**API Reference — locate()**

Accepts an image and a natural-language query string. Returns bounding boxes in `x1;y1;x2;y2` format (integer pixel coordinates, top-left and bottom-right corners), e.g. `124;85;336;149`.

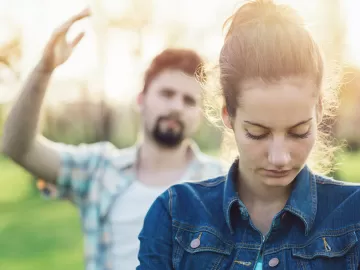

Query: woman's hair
203;0;341;175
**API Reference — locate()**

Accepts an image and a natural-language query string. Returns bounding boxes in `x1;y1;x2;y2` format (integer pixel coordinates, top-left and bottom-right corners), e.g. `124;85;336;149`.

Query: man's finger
65;8;91;28
58;8;91;35
71;32;85;48
69;7;91;24
47;8;89;46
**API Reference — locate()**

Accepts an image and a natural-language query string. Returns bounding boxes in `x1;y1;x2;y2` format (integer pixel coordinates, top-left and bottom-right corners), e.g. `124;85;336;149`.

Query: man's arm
1;8;90;185
1;64;60;184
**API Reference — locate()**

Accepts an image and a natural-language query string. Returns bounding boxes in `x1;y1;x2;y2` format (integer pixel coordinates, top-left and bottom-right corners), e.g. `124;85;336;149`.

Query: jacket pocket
292;230;359;269
173;226;234;270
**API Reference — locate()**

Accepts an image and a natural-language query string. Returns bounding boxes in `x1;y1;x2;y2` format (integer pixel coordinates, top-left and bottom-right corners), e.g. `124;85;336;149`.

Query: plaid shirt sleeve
38;142;113;205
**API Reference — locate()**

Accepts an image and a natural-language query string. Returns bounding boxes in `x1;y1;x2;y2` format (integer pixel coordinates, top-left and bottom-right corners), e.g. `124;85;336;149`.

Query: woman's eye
245;130;269;140
289;126;311;139
289;131;311;139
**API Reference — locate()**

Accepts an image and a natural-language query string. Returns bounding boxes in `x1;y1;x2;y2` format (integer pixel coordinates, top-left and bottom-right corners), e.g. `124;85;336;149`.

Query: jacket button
269;257;279;267
190;238;200;248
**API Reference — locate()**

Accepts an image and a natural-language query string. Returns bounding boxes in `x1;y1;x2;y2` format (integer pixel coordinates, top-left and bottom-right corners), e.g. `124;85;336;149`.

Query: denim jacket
137;160;360;269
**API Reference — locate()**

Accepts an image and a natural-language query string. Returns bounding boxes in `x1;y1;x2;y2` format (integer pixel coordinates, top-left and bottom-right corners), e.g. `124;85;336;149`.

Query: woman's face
223;76;321;187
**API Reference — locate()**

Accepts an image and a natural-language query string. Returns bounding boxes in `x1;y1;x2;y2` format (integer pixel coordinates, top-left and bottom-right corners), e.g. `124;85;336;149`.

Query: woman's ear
222;105;233;129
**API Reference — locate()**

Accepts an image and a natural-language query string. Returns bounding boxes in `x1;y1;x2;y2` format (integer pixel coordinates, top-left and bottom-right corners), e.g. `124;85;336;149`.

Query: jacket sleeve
137;189;174;270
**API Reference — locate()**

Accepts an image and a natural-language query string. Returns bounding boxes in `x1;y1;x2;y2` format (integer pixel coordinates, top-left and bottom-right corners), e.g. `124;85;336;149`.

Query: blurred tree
335;65;360;150
0;24;21;80
0;19;22;139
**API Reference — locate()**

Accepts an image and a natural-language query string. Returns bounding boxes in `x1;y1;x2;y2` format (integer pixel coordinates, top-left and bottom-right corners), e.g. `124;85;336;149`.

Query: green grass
335;151;360;183
0;157;83;270
0;156;33;203
0;151;359;269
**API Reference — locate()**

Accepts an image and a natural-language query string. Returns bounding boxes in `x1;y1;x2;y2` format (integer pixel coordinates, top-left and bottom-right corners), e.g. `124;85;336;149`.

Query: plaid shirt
40;141;226;270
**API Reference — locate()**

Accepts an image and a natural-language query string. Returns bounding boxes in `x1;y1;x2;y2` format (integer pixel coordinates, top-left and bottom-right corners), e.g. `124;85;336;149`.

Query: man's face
139;69;202;148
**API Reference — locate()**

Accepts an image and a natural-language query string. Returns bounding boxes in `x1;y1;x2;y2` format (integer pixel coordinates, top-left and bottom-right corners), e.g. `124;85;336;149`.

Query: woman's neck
236;164;292;234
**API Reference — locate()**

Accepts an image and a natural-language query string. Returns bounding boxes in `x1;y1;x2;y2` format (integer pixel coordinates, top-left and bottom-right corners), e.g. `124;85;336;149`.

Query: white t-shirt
109;180;171;270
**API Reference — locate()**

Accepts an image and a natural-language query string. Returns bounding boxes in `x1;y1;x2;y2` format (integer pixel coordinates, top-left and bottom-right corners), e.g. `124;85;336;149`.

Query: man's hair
142;48;205;93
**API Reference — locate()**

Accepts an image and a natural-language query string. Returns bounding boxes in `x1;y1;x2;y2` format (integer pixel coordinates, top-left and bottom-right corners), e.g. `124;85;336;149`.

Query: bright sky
0;0;359;104
343;0;360;65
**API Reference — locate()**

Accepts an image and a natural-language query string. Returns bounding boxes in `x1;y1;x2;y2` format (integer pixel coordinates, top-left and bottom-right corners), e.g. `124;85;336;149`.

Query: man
1;8;225;270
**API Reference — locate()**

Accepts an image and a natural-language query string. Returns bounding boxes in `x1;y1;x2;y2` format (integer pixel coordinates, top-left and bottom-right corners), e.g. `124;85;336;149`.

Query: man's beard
151;116;185;148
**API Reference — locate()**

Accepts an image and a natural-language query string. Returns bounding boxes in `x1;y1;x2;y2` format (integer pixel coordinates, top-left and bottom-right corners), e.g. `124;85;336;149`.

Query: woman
137;1;360;269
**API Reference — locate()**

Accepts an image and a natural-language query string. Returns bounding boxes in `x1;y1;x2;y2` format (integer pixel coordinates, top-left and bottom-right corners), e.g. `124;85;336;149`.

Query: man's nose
169;96;185;111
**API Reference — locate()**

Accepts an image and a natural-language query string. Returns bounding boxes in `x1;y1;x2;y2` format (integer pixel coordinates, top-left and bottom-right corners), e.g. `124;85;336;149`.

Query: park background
1;0;360;269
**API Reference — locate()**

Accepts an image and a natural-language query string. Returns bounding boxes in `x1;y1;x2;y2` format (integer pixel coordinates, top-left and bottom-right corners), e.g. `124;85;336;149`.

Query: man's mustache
157;115;184;129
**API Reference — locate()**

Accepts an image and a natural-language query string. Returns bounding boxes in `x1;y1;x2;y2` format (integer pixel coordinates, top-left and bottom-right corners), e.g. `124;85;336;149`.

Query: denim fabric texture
138;160;360;269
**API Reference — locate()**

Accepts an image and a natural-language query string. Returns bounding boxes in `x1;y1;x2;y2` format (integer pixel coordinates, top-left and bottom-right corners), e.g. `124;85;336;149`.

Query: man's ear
137;91;144;112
